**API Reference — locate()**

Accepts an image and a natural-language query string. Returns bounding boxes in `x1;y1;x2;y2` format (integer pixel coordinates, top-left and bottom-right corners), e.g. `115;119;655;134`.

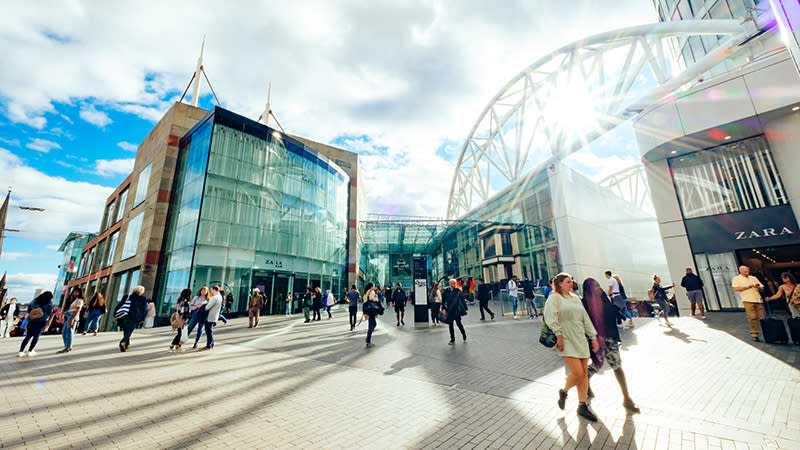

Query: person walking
347;285;360;331
651;275;674;326
363;283;379;347
442;278;467;345
57;287;85;354
507;276;519;319
766;272;800;319
18;291;55;357
523;278;538;319
680;268;706;319
249;288;264;328
545;273;600;422
170;288;193;352
326;289;335;319
0;297;20;338
117;286;148;352
605;271;633;328
312;287;323;321
392;283;407;326
217;291;228;325
302;287;313;323
732;265;765;341
82;292;106;335
188;286;210;344
225;292;234;314
429;281;443;325
199;285;223;350
581;278;640;413
144;298;156;328
476;279;494;321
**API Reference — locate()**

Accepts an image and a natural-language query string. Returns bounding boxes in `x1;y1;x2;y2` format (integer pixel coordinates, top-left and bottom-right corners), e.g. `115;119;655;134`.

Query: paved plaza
1;304;799;450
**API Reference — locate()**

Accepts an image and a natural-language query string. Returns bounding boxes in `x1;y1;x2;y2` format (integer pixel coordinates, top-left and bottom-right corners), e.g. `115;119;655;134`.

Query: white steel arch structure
597;164;651;211
447;17;769;219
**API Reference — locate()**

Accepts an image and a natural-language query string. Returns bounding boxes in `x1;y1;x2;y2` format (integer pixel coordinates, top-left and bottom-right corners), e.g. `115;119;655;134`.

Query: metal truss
447;17;769;219
597;164;651;211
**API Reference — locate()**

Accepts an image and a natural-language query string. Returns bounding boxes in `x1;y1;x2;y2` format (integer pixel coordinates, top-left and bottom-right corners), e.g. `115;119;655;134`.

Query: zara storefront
156;107;350;316
634;47;800;310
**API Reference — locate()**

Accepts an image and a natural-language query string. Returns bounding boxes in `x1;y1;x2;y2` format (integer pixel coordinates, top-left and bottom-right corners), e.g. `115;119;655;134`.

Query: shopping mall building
66;103;364;328
636;0;800;310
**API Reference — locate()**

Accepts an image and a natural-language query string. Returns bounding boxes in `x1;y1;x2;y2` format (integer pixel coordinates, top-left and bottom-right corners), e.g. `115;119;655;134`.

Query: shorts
395;304;405;313
687;290;704;304
603;338;621;370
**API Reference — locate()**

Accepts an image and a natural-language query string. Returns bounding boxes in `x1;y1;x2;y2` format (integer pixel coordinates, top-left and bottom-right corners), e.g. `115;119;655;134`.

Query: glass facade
133;162;151;208
669;136;787;219
120;212;143;261
158;108;349;316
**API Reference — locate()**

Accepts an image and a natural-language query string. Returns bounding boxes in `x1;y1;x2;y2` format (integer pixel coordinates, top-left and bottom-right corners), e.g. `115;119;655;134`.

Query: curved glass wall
158;108;348;315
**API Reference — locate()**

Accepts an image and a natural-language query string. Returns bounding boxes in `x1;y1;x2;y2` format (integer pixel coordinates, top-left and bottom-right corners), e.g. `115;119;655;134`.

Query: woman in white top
57;287;84;354
144;298;156;328
544;272;599;422
188;286;209;348
429;282;442;326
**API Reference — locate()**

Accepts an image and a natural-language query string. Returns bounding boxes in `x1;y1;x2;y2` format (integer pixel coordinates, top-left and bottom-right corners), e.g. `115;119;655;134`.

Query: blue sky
0;1;656;300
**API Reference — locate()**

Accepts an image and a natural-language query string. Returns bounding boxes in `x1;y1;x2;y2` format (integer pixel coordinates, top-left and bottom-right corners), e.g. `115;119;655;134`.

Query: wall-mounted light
670;150;677;155
792;106;800;111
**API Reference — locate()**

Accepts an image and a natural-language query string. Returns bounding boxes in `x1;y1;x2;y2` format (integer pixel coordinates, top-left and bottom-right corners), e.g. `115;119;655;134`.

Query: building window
91;239;107;273
101;199;115;231
105;231;119;267
133;163;151;208
114;189;128;224
120;212;144;260
669;136;787;219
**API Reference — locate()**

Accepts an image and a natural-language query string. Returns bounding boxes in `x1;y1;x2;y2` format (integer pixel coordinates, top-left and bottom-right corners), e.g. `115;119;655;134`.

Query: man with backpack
393;283;407;326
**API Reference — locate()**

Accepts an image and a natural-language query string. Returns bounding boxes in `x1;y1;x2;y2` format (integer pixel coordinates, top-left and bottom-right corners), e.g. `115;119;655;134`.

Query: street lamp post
0;187;46;260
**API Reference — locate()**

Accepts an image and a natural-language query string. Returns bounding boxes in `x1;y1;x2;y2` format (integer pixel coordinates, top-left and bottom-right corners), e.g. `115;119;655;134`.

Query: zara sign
685;205;800;253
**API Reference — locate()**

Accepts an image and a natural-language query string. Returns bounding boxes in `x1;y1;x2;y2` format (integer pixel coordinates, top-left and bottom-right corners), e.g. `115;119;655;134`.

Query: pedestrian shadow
662;325;705;344
556;415;619;448
703;311;800;369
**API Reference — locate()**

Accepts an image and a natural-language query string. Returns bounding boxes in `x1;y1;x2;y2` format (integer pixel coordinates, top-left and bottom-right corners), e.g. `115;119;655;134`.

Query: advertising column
413;256;429;324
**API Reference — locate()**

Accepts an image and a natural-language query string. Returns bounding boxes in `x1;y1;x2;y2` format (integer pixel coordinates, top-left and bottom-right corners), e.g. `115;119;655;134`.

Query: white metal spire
190;36;206;106
260;81;272;126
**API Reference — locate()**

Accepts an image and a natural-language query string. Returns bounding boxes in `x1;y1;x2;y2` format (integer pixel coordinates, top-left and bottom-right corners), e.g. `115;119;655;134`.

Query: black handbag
438;310;449;323
363;301;384;316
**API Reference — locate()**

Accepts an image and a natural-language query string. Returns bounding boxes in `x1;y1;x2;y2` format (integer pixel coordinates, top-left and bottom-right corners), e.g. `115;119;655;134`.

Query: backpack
647;288;655;301
170;311;184;329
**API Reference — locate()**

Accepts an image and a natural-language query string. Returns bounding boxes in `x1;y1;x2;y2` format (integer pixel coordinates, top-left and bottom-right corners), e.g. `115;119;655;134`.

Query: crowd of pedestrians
12;261;799;428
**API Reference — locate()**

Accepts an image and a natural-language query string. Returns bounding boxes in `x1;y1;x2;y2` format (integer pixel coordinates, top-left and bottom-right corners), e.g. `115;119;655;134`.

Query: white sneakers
18;351;24;357
513;315;518;320
18;350;36;357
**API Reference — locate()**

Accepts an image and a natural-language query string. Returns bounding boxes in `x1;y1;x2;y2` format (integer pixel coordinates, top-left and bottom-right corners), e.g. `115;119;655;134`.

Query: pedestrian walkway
0;305;798;449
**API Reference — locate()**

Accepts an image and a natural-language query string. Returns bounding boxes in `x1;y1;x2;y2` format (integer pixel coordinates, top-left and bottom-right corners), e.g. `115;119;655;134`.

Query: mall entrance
694;244;800;312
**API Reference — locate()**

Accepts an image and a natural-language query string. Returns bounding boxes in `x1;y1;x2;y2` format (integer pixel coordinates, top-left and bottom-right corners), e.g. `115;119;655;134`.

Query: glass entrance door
694;252;740;310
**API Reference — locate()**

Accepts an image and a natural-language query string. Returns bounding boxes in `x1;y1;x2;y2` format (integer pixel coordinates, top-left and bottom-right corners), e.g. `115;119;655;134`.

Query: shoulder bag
539;295;562;348
114;300;131;320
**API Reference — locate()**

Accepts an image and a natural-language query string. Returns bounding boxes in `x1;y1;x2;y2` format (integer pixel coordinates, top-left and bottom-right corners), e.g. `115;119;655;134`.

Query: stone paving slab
0;305;798;449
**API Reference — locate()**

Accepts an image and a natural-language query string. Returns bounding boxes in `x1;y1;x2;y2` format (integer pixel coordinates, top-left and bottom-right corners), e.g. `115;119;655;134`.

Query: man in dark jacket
1;297;20;338
680;268;706;319
522;279;539;319
476;279;494;320
393;283;407;326
117;286;149;352
442;278;467;345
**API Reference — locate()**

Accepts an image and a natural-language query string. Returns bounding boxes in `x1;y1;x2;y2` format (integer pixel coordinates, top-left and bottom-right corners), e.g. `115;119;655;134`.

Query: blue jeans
366;316;376;343
286;302;291;315
84;309;103;332
187;310;200;335
204;321;216;348
510;293;518;315
62;311;77;348
20;322;46;352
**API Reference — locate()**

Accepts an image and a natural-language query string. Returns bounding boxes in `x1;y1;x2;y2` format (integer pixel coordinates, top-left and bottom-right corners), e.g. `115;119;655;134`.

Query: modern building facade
69;104;360;327
635;0;800;310
360;161;668;300
54;232;95;301
68;102;217;328
157;107;351;316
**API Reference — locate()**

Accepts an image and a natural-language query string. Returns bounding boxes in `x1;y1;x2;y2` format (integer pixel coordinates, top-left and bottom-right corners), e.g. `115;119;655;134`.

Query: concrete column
770;0;800;78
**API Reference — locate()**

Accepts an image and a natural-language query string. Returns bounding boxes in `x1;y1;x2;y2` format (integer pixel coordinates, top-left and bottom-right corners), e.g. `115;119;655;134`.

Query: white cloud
0;0;657;217
95;158;134;176
565;150;639;182
45;244;60;251
79;104;112;127
0;148;113;241
26;137;61;153
117;141;138;152
0;251;34;262
4;272;57;302
0;137;20;147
